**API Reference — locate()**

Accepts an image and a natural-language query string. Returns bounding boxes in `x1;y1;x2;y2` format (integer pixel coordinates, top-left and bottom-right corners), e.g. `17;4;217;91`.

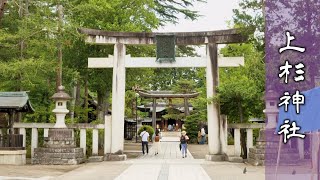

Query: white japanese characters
278;120;305;144
279;31;306;53
279;90;305;114
277;31;306;143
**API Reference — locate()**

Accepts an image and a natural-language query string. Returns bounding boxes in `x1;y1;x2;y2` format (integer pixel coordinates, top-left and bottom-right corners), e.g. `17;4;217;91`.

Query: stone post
80;129;86;156
104;115;112;154
44;128;49;138
297;138;304;159
108;43;127;161
246;128;253;158
205;43;224;161
92;129;98;156
19;128;26;147
31;128;38;159
234;128;241;157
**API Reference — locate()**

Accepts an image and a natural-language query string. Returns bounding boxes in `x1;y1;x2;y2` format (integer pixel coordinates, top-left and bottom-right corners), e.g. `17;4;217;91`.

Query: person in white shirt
200;127;206;144
140;127;150;154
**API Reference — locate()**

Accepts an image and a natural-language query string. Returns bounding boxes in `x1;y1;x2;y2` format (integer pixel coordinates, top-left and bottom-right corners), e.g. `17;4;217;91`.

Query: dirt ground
0;164;81;178
0;144;208;178
188;144;209;159
0;143;140;178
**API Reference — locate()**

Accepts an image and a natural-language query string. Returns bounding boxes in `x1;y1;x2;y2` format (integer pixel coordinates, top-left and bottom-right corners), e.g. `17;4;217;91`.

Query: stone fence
227;123;265;159
1;122;265;162
11;123;104;159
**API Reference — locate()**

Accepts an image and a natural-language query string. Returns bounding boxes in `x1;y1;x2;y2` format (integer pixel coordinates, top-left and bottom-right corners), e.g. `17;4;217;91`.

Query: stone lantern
248;90;279;166
51;85;71;128
264;90;279;129
32;85;84;165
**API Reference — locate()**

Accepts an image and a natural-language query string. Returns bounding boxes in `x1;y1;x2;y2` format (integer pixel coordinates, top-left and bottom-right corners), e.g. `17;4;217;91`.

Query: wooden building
137;102;193;131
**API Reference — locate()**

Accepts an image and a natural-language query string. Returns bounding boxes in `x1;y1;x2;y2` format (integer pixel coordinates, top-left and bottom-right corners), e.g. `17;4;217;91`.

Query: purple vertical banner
265;0;320;179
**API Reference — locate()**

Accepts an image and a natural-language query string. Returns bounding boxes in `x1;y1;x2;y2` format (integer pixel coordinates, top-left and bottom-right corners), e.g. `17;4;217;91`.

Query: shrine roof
137;102;193;113
0;92;35;112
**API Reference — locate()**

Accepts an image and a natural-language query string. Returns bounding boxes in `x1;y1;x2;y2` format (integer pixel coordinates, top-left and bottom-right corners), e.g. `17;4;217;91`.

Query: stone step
248;158;264;166
33;151;84;159
249;147;298;154
32;157;84;165
249;151;300;161
88;156;104;162
34;147;83;153
161;131;181;137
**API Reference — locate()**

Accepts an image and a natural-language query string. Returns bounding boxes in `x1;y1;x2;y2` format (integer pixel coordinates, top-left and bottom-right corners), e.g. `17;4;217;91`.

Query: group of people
139;127;161;155
139;127;190;158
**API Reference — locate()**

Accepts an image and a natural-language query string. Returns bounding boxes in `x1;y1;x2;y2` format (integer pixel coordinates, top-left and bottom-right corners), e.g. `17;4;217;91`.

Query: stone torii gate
79;28;248;161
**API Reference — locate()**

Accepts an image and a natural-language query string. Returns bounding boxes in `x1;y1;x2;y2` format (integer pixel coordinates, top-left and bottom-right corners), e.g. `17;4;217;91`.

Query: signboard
156;34;175;63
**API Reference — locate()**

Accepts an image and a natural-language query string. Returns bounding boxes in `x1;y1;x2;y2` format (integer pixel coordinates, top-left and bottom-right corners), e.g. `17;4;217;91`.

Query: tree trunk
84;74;88;123
238;101;243;123
56;4;63;91
184;98;189;116
75;81;81;106
97;91;106;122
0;0;8;22
104;90;110;116
70;83;77;123
238;100;247;158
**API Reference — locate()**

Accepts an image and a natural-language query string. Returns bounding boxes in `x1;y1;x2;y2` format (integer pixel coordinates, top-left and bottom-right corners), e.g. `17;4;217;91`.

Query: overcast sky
157;0;240;56
158;0;240;32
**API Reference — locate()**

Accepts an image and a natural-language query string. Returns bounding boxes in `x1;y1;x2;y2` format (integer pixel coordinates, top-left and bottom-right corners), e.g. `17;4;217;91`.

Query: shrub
137;125;154;141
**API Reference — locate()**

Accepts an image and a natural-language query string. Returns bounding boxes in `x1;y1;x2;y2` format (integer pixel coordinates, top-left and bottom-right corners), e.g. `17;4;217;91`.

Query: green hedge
137;125;154;141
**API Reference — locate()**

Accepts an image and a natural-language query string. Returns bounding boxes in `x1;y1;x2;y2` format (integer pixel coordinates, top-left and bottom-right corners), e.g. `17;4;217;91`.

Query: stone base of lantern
248;128;300;166
32;129;84;165
104;153;127;161
205;154;227;161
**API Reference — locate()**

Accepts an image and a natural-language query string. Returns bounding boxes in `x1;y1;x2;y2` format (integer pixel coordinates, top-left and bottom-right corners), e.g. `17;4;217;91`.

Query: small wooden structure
0;92;34;149
0;91;34;165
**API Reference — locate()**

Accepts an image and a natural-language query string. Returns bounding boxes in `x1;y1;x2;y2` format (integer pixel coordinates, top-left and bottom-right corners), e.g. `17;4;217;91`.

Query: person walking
200;127;206;144
152;129;161;155
180;130;189;158
197;130;201;144
140;127;149;155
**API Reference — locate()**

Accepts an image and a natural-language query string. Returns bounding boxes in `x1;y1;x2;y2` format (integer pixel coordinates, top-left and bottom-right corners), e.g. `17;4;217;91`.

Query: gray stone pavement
0;136;265;180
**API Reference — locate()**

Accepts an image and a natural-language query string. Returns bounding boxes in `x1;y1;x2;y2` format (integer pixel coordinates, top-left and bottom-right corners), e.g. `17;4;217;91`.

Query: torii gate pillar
111;43;126;154
206;43;220;155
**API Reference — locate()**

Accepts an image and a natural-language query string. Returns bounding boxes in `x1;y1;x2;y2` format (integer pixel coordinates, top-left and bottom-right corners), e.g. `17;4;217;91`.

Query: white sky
158;0;240;32
157;0;240;56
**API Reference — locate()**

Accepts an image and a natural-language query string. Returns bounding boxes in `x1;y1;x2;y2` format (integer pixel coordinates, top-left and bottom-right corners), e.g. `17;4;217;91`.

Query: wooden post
152;98;156;131
184;98;189;116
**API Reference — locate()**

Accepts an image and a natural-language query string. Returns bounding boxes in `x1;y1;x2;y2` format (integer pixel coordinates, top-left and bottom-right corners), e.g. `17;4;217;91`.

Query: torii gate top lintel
78;28;249;45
